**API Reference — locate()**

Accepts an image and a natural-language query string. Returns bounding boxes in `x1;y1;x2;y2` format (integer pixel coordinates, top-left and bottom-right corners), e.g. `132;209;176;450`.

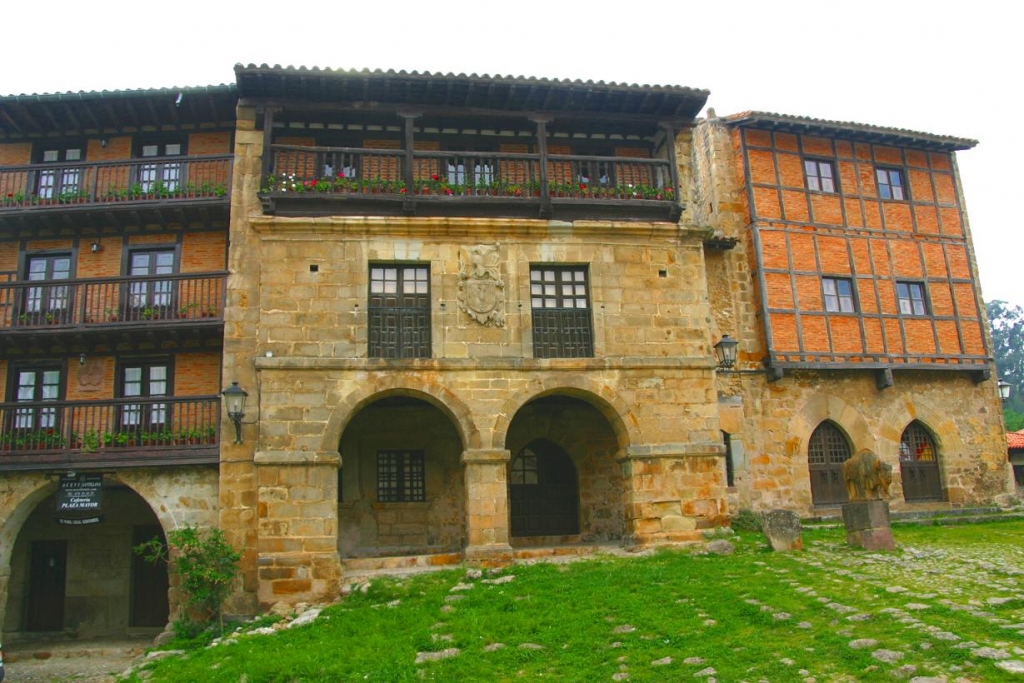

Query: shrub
134;524;242;629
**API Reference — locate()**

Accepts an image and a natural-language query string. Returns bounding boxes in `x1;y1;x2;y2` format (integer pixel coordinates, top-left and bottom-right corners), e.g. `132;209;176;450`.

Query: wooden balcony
0;395;220;471
0;272;225;353
0;154;232;232
260;145;681;222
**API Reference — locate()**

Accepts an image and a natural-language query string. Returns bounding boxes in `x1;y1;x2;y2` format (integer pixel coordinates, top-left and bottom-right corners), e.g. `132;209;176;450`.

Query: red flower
444;188;453;195
432;174;440;181
400;188;407;193
579;183;587;190
5;193;12;198
338;172;345;178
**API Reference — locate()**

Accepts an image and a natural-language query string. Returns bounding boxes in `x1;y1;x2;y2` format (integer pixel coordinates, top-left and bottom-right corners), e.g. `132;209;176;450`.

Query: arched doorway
899;421;944;501
337;394;465;557
808;420;851;506
4;482;169;638
505;394;623;544
509;440;579;537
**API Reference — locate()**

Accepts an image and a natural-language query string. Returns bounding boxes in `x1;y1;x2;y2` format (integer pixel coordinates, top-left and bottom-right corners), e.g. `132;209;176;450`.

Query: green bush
134;524;241;629
730;509;762;532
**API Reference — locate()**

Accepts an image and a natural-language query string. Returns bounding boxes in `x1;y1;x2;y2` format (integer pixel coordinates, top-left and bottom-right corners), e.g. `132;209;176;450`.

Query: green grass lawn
127;520;1024;682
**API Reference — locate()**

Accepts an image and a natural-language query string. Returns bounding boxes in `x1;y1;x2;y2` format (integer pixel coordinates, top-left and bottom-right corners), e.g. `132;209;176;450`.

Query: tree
986;300;1024;417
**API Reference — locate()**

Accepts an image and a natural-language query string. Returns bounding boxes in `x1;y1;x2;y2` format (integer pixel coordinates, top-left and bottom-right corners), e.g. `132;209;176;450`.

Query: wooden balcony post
260;107;280;186
399;112;421;215
531;115;552;218
660;121;682;220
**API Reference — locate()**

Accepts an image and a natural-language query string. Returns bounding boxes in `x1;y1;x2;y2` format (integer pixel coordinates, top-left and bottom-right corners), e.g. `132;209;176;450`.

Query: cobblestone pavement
2;637;152;682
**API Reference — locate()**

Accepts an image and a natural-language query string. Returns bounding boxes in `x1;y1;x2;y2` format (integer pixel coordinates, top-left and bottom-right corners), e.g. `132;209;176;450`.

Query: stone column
462;448;513;565
620;443;728;546
253;450;342;608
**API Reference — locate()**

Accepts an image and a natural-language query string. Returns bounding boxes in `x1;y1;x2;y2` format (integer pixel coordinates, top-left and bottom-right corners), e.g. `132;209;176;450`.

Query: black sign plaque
56;474;104;522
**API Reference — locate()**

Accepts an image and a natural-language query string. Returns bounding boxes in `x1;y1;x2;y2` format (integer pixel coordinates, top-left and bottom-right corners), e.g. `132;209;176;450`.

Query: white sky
3;1;1020;306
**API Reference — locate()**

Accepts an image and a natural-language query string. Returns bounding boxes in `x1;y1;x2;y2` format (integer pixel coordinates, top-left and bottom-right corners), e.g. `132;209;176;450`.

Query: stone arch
109;470;220;533
0;475;59;588
875;395;963;462
0;470;215;636
323;377;481;452
789;392;875;462
492;376;640;452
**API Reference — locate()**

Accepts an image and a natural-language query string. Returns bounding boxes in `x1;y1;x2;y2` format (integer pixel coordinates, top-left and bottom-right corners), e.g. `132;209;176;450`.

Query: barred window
899;422;936;462
368;265;431;359
377;451;426;502
808;422;851;466
530;266;594;358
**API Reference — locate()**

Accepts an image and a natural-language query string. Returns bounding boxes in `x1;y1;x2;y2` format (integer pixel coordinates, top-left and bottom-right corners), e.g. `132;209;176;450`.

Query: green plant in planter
80;429;101;453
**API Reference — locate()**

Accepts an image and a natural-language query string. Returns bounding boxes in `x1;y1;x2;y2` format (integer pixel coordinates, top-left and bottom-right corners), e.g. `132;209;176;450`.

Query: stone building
693;110;1009;514
0;66;1011;635
0;86;236;636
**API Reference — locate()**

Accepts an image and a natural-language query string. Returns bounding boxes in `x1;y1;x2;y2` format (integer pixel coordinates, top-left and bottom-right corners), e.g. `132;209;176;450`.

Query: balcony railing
0;272;225;329
0;396;220;469
260;145;679;221
0;154;232;210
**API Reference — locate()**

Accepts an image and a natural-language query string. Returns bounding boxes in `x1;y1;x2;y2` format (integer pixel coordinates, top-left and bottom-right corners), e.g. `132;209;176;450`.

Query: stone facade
0;70;1012;630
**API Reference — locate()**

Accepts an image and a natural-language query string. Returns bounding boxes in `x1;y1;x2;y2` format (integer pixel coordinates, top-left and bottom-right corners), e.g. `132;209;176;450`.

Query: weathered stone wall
719;370;1010;512
219;120;726;611
0;467;218;637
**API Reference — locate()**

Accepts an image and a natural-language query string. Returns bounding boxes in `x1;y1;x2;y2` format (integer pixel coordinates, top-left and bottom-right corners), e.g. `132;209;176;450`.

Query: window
876;168;905;200
822;277;856;313
10;366;62;432
119;360;170;431
530;266;594;358
896;281;927;316
368;265;431;359
377;451;425;502
20;254;73;325
138;141;184;192
128;249;176;316
37;145;84;200
804;159;835;193
899;422;936;462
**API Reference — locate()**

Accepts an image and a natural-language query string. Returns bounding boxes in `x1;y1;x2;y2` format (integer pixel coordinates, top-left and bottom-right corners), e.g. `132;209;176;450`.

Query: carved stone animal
842;449;893;502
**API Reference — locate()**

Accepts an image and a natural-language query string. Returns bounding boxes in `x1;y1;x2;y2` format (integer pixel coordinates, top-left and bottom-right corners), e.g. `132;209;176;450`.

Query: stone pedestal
462;449;513;565
842;500;895;551
759;509;803;551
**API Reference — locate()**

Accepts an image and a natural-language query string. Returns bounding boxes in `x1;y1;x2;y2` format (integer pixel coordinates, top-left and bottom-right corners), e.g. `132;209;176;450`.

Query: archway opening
506;394;623;545
899;421;944;502
808;420;852;506
337;395;465;558
3;483;168;639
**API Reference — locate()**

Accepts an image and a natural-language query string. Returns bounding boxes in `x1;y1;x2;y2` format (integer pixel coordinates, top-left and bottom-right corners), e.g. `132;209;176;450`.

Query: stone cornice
247;215;711;243
254;356;716;372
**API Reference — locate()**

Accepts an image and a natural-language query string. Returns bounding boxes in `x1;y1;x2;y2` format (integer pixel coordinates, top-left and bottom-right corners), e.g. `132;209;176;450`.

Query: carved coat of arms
457;244;505;327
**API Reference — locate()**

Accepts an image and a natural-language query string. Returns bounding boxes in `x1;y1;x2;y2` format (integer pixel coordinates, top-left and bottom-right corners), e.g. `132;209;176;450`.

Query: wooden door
26;540;67;631
131;526;169;627
509;440;579;537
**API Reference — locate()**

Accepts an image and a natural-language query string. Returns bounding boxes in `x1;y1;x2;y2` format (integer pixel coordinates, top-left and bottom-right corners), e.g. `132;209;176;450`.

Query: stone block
759;509;803;552
842;501;895;551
